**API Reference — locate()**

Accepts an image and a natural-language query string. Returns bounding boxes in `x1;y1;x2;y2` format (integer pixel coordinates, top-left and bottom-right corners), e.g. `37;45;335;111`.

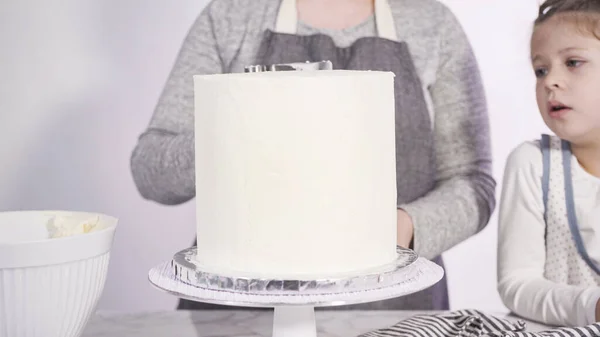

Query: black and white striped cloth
358;309;600;337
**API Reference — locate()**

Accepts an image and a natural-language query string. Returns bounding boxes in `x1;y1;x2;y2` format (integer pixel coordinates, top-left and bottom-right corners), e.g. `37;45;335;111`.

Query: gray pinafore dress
179;0;448;310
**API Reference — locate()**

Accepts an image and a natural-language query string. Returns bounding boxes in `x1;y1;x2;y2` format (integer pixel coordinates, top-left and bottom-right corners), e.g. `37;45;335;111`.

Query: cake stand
148;246;443;337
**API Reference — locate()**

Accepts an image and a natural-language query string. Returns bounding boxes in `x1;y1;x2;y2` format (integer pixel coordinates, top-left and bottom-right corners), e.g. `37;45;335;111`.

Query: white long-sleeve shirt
497;139;600;327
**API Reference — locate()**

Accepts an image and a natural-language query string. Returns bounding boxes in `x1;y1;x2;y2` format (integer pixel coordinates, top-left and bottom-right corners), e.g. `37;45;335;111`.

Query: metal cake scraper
244;60;333;73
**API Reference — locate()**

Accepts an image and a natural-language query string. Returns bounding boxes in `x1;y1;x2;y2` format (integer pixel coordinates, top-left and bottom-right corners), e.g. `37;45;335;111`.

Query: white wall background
0;0;548;313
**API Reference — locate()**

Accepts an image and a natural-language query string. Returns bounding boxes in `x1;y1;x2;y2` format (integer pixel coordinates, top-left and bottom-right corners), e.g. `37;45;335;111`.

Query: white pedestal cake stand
148;246;444;337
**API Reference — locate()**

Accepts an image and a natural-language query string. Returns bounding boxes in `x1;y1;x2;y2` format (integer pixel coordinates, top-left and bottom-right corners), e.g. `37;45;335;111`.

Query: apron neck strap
274;0;398;41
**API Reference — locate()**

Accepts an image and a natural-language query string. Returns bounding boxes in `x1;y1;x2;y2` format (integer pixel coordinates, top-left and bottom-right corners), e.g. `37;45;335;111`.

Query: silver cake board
148;247;444;337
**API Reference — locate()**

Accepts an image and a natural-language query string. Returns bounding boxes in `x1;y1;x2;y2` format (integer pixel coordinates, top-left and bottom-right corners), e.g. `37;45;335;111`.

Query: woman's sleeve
399;7;496;260
130;6;224;205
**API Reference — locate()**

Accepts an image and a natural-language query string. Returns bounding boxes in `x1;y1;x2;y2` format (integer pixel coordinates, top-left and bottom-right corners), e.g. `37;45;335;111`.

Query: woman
131;0;496;310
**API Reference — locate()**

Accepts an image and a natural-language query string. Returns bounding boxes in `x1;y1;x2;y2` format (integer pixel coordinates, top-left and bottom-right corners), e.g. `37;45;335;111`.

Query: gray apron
179;0;448;311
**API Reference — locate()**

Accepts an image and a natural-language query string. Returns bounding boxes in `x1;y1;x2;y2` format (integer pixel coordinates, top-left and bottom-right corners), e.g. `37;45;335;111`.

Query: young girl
497;0;600;327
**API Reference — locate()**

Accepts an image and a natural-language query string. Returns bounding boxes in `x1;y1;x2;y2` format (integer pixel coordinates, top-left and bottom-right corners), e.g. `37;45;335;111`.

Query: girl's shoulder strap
540;134;551;222
559;137;600;275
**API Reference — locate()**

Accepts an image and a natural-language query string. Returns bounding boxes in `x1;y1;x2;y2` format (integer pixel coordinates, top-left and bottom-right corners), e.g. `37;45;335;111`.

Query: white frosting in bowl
46;214;100;238
0;210;118;268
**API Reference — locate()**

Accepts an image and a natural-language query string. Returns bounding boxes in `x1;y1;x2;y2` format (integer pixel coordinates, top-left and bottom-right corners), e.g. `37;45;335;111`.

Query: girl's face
531;14;600;145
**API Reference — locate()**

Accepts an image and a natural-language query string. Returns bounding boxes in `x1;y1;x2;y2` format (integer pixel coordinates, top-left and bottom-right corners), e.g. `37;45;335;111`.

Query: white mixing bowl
0;210;118;337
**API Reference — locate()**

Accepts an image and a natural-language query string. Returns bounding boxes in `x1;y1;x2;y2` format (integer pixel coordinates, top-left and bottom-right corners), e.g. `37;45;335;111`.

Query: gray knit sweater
130;0;496;260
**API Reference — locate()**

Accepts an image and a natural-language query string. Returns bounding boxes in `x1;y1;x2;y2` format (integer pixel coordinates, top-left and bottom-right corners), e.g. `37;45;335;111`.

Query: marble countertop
81;310;551;337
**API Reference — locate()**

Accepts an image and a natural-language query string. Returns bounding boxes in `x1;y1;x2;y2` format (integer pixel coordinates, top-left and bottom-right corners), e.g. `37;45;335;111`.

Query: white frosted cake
193;70;398;279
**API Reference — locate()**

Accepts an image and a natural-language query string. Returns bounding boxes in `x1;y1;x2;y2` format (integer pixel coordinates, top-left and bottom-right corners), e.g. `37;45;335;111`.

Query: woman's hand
397;209;414;248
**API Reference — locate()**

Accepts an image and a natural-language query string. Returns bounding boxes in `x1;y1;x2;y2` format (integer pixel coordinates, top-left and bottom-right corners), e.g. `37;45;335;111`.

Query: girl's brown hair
535;0;600;37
